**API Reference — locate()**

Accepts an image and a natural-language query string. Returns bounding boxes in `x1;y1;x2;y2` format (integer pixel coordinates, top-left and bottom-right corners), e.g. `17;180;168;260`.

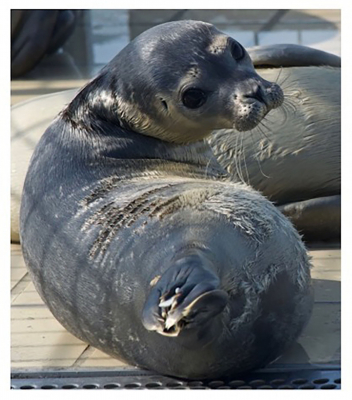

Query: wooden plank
12;331;83;347
11;344;87;362
12;318;67;333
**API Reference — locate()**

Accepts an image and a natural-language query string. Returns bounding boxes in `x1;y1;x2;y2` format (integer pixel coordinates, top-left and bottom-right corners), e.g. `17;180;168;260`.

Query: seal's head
65;20;284;144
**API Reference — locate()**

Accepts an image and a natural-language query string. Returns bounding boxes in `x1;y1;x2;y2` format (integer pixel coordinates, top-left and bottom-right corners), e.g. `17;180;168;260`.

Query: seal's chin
233;101;267;132
234;116;265;132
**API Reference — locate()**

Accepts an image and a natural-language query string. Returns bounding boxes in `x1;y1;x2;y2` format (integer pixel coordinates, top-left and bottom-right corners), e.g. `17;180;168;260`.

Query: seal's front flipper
142;251;228;337
247;44;341;68
278;195;341;242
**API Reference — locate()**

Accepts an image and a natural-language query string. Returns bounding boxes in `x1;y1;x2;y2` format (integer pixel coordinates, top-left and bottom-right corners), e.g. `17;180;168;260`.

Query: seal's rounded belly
20;20;313;379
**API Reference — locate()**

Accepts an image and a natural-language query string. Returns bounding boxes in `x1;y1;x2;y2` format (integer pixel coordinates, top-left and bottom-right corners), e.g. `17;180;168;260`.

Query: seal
208;44;341;242
20;20;313;379
11;46;341;244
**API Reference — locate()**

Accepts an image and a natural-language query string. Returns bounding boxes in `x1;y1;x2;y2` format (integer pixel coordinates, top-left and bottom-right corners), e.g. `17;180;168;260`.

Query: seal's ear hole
160;99;168;110
230;39;245;61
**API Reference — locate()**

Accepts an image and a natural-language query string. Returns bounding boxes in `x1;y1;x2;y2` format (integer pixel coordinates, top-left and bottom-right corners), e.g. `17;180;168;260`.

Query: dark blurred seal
11;10;80;78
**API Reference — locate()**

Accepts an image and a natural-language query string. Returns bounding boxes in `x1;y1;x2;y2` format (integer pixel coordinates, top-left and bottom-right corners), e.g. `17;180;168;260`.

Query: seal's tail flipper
247;44;341;68
141;252;228;337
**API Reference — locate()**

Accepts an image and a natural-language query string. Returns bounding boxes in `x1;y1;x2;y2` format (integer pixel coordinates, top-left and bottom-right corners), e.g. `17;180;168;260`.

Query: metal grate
11;364;340;390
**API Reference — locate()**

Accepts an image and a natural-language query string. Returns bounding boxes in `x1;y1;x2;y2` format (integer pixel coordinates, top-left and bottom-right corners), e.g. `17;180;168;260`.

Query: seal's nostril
246;86;267;105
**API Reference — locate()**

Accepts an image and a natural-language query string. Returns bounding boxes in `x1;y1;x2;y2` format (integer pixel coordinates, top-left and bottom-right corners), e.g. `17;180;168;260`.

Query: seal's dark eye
182;89;206;109
230;41;245;61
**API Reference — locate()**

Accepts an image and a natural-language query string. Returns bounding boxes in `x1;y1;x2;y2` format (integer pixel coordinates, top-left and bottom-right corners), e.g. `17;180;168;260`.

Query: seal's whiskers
204;158;212;179
257;122;272;142
240;131;250;184
259;119;274;136
250;129;271;179
275;66;283;84
234;131;246;183
281;96;297;114
276;70;291;88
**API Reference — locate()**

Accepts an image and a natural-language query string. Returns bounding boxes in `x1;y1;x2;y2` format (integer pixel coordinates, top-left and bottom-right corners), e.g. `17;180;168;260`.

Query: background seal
209;44;341;242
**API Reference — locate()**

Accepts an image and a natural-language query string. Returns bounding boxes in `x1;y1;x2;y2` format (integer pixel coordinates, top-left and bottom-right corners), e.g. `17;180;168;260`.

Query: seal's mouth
233;102;267;132
232;82;284;132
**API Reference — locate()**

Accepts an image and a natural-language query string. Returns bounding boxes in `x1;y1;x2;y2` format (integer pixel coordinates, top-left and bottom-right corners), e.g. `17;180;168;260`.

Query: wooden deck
11;243;340;372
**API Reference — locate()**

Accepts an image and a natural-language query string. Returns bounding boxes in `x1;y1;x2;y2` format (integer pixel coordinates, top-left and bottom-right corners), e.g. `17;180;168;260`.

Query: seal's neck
58;78;226;177
61;73;125;133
